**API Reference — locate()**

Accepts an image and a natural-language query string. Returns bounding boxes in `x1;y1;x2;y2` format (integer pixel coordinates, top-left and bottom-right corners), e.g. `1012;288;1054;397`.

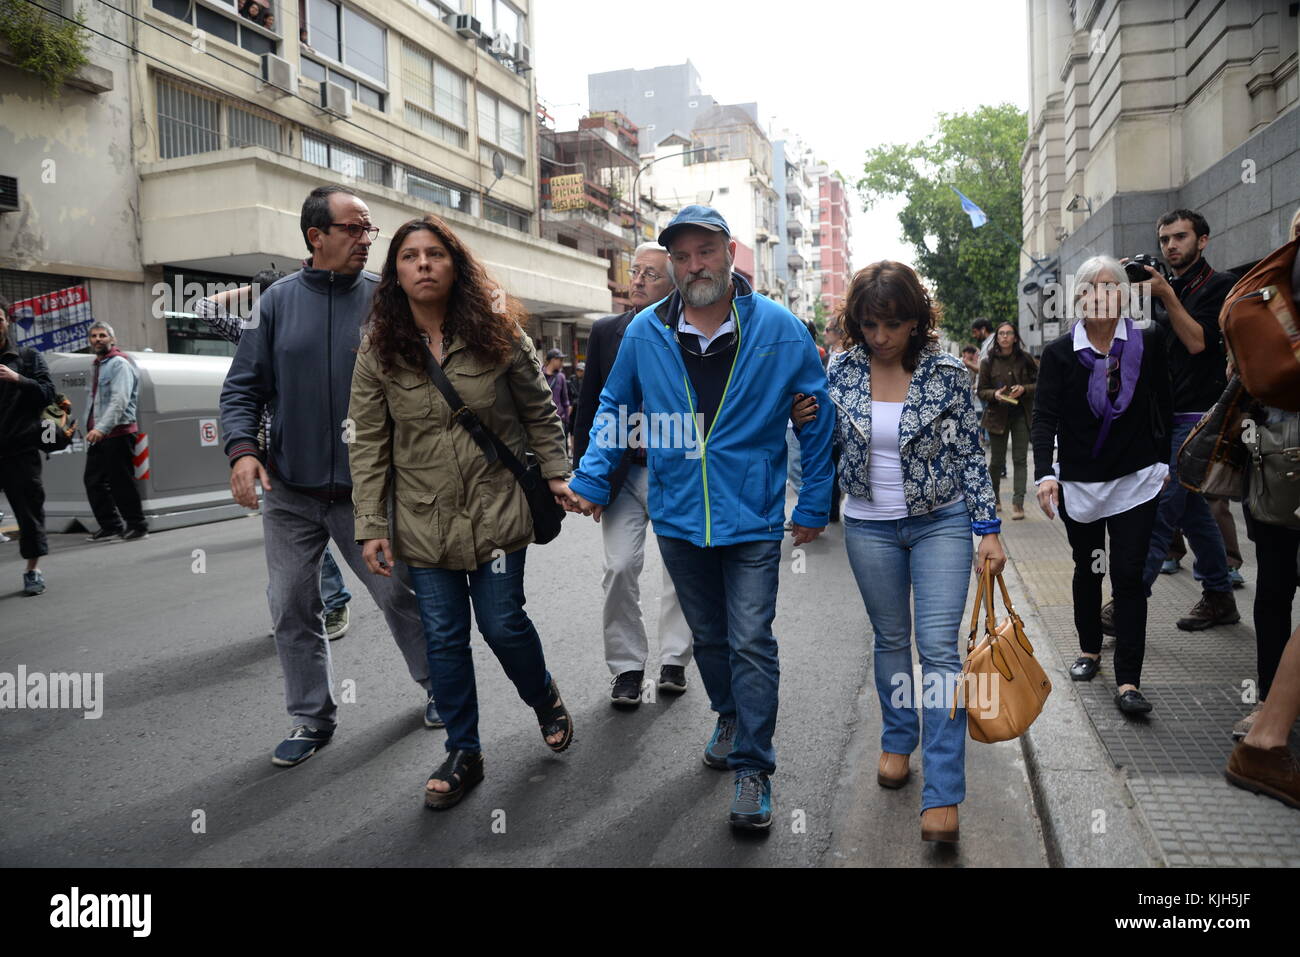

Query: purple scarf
1075;318;1143;457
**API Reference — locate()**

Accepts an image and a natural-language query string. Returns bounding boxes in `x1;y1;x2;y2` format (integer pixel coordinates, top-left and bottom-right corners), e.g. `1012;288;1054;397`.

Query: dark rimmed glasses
329;223;379;240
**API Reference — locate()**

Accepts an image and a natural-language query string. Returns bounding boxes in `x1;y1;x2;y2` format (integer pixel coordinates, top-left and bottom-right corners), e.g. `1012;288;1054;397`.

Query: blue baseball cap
658;204;732;249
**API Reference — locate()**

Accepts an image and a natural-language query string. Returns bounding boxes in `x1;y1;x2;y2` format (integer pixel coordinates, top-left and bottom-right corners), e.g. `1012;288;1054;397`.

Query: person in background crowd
566;360;584;444
0;295;56;595
570;204;834;831
960;344;980;383
1228;205;1300;743
1164;504;1246;587
199;269;353;641
572;242;695;705
1033;256;1172;716
977;321;1037;520
543;349;571;436
220;184;435;768
82;322;148;543
970;317;995;361
349;215;577;810
1101;208;1239;634
830;261;1005;845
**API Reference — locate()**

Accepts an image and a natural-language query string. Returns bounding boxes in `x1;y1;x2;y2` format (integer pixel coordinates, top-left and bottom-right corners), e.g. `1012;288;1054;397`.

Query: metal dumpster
38;351;246;532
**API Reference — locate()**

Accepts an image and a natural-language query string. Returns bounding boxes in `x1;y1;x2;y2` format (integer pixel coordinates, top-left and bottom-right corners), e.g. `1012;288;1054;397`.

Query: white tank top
844;401;909;520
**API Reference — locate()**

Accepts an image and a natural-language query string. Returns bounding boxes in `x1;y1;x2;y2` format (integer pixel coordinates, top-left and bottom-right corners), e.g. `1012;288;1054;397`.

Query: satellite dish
491;151;505;180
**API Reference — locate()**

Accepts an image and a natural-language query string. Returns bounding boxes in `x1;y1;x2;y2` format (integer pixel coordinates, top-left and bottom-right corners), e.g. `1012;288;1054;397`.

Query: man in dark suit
574;243;695;707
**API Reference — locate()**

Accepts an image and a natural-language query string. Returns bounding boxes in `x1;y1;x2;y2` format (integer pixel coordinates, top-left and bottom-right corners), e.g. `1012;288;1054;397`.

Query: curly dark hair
364;215;524;372
838;260;941;372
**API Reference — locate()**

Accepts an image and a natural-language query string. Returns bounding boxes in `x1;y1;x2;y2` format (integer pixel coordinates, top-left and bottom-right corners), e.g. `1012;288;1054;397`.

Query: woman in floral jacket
828;261;1005;846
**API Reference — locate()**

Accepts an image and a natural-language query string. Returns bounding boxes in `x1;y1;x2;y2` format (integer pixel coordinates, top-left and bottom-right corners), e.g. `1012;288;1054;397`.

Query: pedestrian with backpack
0;295;58;595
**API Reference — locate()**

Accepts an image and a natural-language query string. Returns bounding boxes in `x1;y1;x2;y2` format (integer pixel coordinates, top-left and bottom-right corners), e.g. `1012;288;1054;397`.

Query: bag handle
421;350;538;489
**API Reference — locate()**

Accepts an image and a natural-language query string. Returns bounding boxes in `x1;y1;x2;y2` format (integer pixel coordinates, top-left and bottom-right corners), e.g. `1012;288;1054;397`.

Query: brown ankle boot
1225;741;1300;810
921;805;959;842
877;751;910;789
1176;590;1241;632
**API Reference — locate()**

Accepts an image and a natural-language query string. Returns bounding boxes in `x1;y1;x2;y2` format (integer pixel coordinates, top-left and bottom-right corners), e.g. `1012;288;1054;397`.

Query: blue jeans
320;549;352;612
408;548;553;754
657;536;782;775
843;501;973;811
1141;418;1231;593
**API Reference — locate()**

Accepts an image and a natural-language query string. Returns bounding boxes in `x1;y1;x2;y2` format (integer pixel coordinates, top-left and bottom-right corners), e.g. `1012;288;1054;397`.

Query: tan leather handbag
949;561;1052;743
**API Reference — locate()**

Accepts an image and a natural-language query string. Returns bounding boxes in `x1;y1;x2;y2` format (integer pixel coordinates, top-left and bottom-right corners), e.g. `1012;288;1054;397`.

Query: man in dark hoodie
220;184;435;768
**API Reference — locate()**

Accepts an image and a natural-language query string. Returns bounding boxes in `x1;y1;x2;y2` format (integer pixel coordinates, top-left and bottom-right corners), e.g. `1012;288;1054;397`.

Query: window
406;170;472;213
152;0;279;56
156;78;221;158
303;0;386;108
478;90;526;174
415;0;461;15
228;103;282;150
402;41;468;149
301;130;390;186
488;0;522;45
483;199;529;232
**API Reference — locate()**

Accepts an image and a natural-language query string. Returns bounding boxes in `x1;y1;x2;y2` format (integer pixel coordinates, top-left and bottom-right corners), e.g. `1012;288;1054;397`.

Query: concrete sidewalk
999;496;1300;867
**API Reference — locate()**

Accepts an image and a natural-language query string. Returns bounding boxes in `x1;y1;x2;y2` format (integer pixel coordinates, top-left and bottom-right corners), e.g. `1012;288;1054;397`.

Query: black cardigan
1031;325;1173;483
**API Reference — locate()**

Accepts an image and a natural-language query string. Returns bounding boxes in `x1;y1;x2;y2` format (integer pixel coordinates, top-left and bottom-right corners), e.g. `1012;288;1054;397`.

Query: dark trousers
83;433;145;533
1060;493;1160;688
0;448;48;560
1243;506;1300;699
1168;495;1243;570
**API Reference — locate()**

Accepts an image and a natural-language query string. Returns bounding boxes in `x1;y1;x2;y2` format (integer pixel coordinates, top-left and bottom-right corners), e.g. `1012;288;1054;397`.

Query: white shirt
844;401;909;520
1036;318;1167;523
676;302;735;352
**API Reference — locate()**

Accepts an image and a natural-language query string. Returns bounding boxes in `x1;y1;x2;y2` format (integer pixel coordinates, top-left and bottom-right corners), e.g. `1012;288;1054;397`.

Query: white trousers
601;463;693;674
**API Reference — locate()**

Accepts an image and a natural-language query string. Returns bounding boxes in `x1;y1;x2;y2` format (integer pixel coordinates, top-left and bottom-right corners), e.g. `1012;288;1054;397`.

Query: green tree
0;0;88;99
855;103;1027;343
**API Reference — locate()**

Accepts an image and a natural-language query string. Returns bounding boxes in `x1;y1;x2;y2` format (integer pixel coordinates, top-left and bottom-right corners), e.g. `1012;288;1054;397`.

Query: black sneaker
702;714;736;769
119;527;149;542
658;665;687;694
86;528;121;542
610;670;643;708
729;772;772;830
271;724;334;767
424;695;445;729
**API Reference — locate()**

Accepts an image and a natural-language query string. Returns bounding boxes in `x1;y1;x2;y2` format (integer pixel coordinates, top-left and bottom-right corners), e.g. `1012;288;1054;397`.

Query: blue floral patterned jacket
827;345;1000;535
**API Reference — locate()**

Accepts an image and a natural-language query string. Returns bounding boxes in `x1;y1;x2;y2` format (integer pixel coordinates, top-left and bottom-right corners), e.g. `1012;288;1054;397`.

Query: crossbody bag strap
421;350;534;485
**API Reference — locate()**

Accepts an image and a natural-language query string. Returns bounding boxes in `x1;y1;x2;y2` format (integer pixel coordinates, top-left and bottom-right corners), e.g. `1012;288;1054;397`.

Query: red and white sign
199;418;219;447
9;284;94;352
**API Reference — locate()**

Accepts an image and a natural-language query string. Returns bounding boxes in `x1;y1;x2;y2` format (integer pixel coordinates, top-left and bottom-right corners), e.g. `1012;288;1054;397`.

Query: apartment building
773;132;818;322
0;0;609;354
1020;0;1299;348
811;164;852;316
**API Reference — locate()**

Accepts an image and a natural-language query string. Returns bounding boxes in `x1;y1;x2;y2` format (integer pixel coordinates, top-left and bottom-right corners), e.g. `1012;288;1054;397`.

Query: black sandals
534;677;574;753
424;748;484;810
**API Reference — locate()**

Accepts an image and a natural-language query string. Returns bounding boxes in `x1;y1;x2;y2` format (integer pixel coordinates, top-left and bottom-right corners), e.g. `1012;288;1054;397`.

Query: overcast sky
533;0;1030;270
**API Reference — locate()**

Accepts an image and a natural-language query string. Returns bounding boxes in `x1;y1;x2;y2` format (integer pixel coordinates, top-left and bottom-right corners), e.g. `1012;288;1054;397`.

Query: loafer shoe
729;772;772;830
703;714;736;769
424;695;445;729
1114;689;1153;715
1069;656;1101;681
1231;705;1263;742
272;724;333;767
878;751;910;789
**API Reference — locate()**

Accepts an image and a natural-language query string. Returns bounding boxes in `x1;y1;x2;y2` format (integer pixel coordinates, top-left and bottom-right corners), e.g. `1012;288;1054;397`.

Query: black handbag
421;352;565;545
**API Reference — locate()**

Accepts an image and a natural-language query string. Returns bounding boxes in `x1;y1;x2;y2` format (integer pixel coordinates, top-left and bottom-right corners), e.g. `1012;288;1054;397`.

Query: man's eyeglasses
329;223;379;241
629;266;665;283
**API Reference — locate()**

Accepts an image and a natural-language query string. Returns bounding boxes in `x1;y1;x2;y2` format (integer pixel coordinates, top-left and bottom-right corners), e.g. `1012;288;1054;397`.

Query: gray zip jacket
220;265;377;493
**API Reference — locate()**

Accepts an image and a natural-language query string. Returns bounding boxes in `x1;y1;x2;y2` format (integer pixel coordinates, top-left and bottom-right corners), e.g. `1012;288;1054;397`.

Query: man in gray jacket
83;322;148;542
220;184;436;768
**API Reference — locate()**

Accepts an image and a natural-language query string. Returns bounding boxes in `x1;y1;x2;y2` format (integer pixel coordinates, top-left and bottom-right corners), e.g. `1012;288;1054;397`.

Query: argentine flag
951;186;988;228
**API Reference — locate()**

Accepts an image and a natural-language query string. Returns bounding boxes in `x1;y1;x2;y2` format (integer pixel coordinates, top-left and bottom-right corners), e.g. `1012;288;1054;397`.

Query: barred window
156;78;222;159
301;131;390;187
406;171;472;214
228;104;282;150
401;42;468;149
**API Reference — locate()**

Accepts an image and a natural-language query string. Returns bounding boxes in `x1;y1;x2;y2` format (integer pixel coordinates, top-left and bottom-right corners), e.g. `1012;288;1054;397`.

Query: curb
999;554;1166;868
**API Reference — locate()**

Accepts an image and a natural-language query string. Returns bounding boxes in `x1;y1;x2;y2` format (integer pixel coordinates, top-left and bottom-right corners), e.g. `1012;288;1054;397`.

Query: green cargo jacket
349;330;570;571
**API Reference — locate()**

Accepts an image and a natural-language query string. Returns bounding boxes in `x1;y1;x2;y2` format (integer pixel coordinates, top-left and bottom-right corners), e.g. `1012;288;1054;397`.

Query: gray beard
676;270;731;307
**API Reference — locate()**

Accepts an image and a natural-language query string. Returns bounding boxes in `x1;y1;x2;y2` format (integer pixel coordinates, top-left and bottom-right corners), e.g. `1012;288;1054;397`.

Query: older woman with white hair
1031;256;1173;715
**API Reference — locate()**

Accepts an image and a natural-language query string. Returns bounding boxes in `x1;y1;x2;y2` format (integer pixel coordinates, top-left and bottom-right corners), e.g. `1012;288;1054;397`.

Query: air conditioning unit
320;80;352;119
0;175;18;214
259;53;295;97
451;14;482;39
513;42;531;70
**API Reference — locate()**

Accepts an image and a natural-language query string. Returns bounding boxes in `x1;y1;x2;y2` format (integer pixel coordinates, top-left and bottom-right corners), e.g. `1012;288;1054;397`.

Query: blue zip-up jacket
220;266;376;492
570;274;834;547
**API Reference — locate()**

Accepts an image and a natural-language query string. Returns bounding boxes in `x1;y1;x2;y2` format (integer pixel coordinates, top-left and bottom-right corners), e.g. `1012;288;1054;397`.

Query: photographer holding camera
1102;209;1240;634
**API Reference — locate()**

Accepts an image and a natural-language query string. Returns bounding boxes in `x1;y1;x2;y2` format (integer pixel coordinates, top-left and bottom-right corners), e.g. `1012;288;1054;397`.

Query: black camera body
1124;253;1169;283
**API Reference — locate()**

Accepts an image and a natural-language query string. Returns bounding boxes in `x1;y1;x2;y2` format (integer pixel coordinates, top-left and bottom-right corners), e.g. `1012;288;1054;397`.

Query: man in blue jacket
220;184;434;768
570;205;834;830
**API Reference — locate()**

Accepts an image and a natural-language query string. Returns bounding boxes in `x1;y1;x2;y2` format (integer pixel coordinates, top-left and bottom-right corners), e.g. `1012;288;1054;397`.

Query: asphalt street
1;498;1046;867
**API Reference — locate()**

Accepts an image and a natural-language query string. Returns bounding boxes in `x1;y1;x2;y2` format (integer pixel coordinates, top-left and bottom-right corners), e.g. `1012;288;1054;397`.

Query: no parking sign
199;418;219;447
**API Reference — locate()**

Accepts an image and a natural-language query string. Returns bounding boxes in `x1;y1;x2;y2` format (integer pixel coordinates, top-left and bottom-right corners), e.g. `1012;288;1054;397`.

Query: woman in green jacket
976;321;1038;520
349;215;578;810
